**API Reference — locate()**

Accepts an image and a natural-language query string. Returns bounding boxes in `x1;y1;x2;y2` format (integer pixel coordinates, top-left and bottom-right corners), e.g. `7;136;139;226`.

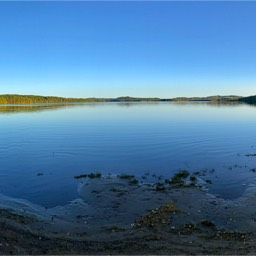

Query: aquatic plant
128;177;139;185
118;174;135;179
133;201;178;228
190;175;197;181
174;170;190;179
118;174;138;185
87;172;102;178
155;183;166;191
170;170;190;186
245;153;256;157
74;172;101;179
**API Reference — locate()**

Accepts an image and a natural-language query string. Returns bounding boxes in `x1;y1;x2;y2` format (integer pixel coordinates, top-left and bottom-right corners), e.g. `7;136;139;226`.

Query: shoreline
0;94;246;105
1;174;256;254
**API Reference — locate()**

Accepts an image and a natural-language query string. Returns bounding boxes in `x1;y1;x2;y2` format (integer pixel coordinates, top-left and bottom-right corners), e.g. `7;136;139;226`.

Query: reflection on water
0;103;85;114
0;100;249;114
0;101;256;207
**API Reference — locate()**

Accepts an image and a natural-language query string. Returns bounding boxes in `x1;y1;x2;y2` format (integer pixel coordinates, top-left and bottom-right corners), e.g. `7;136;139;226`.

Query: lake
1;102;256;207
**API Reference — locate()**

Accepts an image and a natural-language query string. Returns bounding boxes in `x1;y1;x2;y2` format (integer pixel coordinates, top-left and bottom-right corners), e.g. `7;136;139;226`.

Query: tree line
0;94;106;104
239;95;256;104
0;94;255;105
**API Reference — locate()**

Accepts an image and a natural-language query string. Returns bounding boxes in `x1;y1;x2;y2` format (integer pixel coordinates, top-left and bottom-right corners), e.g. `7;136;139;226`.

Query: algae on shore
1;172;256;254
133;201;179;228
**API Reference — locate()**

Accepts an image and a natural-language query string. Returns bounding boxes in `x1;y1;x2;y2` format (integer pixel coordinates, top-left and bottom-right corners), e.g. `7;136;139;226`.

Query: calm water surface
1;102;256;207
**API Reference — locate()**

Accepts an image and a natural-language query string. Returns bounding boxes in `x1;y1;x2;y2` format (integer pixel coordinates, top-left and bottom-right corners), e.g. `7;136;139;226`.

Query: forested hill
0;94;254;104
0;94;106;104
171;95;241;102
239;95;256;104
0;94;162;104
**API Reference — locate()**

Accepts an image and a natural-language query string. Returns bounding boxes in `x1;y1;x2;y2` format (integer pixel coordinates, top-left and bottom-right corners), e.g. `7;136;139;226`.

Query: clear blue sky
0;1;255;98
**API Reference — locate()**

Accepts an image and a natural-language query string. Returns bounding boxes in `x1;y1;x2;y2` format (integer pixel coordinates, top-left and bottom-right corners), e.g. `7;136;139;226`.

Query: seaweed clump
133;201;179;228
245;153;256;157
165;170;190;187
74;172;101;179
118;174;138;185
155;183;166;191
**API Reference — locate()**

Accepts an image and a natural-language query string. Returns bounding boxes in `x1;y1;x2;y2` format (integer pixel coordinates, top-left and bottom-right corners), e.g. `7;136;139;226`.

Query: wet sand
1;175;256;254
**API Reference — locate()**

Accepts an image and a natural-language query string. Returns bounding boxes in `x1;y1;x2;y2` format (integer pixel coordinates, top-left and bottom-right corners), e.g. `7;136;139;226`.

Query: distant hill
171;95;241;102
0;94;251;105
113;96;160;102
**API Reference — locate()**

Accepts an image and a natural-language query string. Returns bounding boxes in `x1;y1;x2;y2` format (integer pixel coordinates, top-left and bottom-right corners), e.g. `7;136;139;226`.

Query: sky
0;1;255;98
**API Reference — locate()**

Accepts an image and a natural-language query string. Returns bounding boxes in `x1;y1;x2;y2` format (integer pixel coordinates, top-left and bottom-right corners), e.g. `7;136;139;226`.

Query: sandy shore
1;174;256;254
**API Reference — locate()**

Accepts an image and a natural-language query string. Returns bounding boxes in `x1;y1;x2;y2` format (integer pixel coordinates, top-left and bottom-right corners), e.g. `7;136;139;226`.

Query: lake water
1;102;256;207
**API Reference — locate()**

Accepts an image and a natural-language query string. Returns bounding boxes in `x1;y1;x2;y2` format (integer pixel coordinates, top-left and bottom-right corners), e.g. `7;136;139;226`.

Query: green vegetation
87;172;102;178
0;94;106;104
190;175;197;181
74;172;101;179
118;174;136;179
133;201;178;228
129;178;139;184
245;153;256;157
170;170;190;185
112;96;160;102
74;174;88;179
171;95;241;102
155;182;166;191
164;170;201;188
0;93;253;105
118;174;139;185
239;95;256;104
0;94;162;105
